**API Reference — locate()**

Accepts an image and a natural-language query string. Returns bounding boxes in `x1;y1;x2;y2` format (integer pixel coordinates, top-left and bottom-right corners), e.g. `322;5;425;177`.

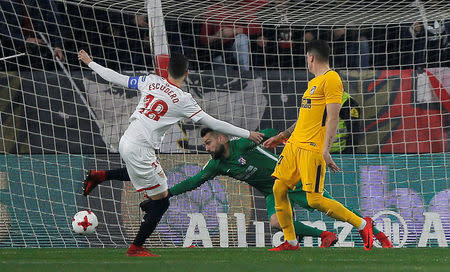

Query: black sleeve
340;97;361;153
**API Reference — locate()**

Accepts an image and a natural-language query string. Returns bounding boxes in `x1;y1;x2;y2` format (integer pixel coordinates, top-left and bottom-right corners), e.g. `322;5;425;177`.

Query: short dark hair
200;127;227;138
306;40;330;63
168;53;189;79
200;127;214;138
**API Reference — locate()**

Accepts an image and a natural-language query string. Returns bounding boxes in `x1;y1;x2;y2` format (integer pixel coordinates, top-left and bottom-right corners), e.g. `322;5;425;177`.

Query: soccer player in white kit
78;50;263;257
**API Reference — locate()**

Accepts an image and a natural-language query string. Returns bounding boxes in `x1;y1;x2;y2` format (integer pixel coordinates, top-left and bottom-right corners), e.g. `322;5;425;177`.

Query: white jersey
87;61;250;149
87;61;249;193
123;74;203;149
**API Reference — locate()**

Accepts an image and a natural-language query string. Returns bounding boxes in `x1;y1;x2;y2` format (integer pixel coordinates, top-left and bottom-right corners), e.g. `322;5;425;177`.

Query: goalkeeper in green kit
83;127;393;248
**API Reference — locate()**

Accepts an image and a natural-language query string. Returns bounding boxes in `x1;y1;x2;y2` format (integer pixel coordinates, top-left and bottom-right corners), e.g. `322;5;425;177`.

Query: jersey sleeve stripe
255;146;278;162
321;107;327;126
314;165;322;193
188;109;203;119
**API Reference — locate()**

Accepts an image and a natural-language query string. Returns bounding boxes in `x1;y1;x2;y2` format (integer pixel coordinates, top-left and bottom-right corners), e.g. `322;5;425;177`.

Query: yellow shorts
272;141;326;193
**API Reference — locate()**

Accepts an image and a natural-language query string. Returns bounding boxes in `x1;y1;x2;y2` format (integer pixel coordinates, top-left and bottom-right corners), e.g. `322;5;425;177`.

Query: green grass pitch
1;248;448;272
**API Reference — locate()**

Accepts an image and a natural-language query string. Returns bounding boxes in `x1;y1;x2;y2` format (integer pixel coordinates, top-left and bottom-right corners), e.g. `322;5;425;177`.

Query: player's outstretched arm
262;134;284;149
78;49;130;88
249;131;264;143
196;112;263;144
262;121;296;148
236;128;279;151
169;161;218;197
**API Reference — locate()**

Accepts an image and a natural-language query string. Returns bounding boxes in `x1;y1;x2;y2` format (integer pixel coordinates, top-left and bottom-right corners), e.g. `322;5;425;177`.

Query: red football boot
127;244;160;257
83;170;106;196
358;217;374;251
269;241;300;251
320;231;338;248
375;232;393;248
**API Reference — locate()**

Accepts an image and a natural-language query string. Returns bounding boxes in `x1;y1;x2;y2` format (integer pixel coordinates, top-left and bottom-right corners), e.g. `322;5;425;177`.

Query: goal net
0;0;448;248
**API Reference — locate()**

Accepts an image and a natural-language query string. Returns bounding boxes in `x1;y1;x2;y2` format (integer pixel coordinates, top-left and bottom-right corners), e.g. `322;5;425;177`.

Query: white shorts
118;135;168;196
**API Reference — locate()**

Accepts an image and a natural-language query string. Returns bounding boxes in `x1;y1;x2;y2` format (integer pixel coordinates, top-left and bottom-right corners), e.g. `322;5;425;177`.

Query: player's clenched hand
323;151;341;172
78;50;93;66
248;131;264;144
262;134;284;149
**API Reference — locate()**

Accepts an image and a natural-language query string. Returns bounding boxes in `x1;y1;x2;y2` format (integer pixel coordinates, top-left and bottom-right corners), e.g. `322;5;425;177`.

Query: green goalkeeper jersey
169;128;280;197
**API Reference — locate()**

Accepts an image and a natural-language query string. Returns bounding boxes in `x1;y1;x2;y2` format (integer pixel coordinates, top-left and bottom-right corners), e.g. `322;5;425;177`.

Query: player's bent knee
140;196;170;219
139;199;152;212
160;197;170;213
273;180;289;200
306;192;324;209
149;190;169;200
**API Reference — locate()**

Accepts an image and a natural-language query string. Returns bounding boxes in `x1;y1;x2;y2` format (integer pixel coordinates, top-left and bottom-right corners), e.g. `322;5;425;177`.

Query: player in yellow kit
263;40;374;251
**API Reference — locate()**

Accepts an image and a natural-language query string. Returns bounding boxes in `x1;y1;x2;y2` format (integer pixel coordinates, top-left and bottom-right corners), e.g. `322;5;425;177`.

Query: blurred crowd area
0;0;449;72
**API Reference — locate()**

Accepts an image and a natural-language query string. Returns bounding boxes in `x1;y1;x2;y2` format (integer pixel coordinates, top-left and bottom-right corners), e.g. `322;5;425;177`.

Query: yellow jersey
289;70;343;153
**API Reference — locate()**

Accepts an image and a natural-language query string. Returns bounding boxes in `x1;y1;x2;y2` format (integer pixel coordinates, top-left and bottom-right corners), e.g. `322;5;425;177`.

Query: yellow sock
273;179;296;241
307;192;363;228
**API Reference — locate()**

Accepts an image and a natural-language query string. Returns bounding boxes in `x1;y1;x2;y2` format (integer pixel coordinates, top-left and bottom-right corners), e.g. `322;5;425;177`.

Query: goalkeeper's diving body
83;127;393;249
